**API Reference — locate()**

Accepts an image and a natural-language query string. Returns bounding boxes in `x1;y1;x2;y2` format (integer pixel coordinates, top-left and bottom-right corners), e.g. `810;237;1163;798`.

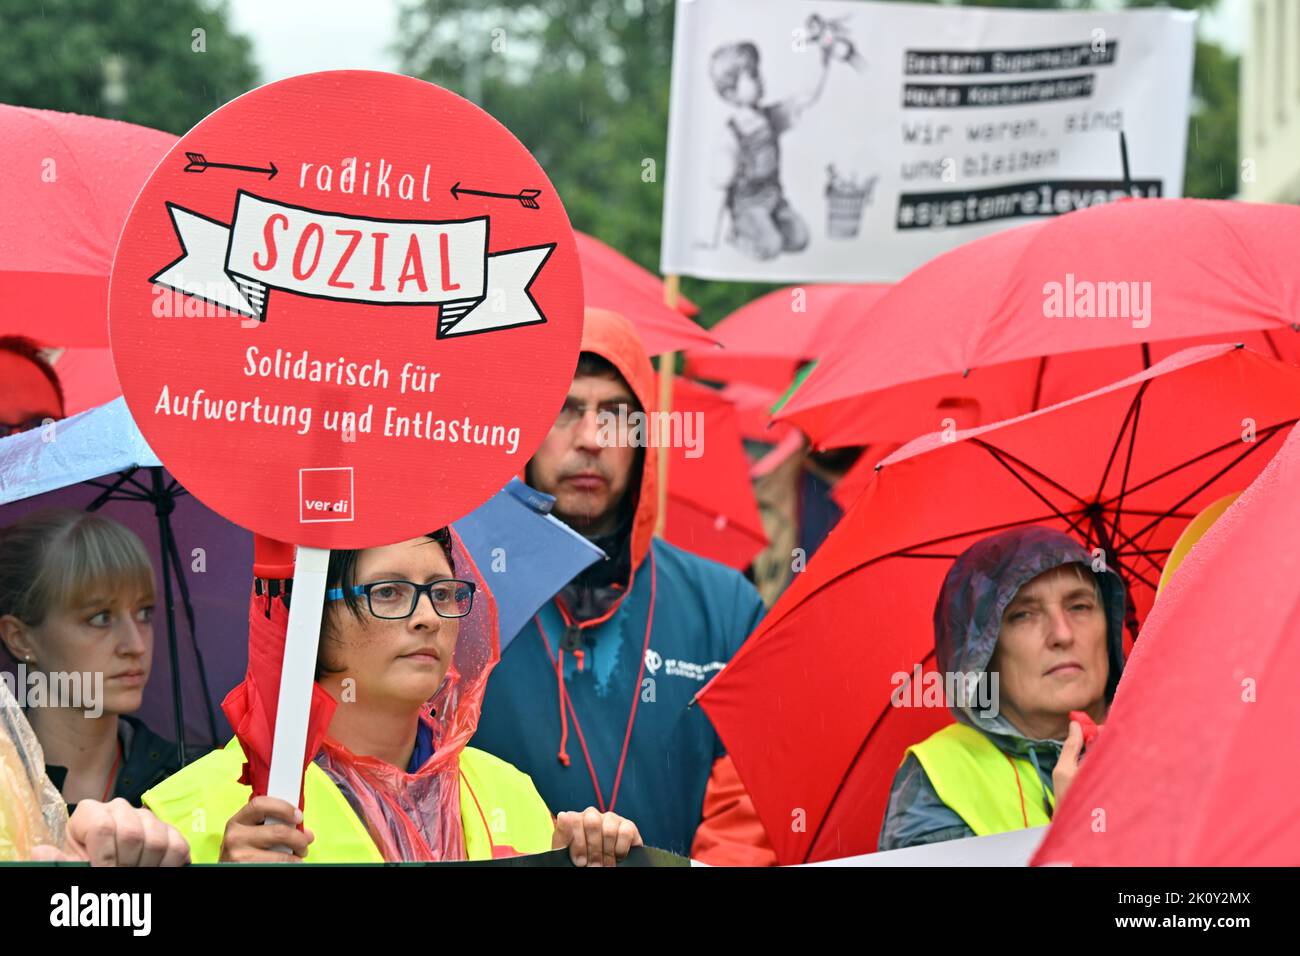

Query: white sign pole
266;545;331;809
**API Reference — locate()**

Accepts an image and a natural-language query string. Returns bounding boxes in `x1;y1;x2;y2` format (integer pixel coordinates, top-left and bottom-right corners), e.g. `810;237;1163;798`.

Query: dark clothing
556;514;635;624
406;717;435;773
798;468;841;559
45;714;192;810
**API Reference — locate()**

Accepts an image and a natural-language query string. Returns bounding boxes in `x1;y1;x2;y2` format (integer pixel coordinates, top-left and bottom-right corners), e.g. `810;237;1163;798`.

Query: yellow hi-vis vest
905;723;1055;837
142;738;555;862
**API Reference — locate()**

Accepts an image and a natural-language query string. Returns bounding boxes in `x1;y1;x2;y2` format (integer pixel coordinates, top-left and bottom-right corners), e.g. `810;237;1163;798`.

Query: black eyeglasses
326;579;476;620
552;398;633;430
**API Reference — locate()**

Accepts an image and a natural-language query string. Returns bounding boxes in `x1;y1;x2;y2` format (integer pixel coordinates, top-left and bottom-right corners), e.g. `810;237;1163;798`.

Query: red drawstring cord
555;648;571;767
534;551;657;815
608;559;656;811
461;769;499;858
101;738;123;803
1004;752;1030;828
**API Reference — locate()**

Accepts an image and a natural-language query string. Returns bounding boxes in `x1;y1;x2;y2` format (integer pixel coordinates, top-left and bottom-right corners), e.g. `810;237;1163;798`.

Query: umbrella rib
1261;329;1283;360
1104;431;1261;583
968;439;1089;508
1098;420;1295;507
968;440;1093;543
1030;355;1048;411
84;468;138;510
1107;388;1145;556
86;486;153;505
1095;380;1149;503
888;508;1091;560
1115;547;1173;558
1111;556;1161;595
1104;508;1200;518
160;502;220;746
1122;422;1292;545
1099;500;1171;582
1103;528;1167;583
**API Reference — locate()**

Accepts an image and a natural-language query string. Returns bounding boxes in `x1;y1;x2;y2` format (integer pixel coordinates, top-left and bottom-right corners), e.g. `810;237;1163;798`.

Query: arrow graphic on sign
183;152;279;180
450;182;542;209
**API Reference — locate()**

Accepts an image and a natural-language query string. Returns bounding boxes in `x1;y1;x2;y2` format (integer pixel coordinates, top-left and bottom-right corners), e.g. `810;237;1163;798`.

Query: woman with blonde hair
0;508;189;808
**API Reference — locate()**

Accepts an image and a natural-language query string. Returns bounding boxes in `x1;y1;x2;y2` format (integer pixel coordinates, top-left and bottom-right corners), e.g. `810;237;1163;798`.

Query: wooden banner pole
656;274;681;537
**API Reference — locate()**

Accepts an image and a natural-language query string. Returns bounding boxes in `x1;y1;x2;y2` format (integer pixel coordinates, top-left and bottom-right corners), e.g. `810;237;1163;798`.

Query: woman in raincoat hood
879;525;1127;851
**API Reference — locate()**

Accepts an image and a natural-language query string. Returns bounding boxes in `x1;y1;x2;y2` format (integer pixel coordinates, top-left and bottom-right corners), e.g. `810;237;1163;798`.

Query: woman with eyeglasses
143;529;644;866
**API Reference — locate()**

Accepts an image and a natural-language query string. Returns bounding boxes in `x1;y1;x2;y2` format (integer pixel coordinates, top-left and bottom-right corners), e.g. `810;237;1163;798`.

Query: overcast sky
227;0;405;83
227;0;1244;85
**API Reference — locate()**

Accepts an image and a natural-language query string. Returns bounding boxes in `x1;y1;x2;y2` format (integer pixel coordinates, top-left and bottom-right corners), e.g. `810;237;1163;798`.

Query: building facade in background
1241;0;1300;202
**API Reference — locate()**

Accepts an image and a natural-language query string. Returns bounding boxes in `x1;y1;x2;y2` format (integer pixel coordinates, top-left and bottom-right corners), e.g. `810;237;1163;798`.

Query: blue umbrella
0;397;160;499
454;478;605;651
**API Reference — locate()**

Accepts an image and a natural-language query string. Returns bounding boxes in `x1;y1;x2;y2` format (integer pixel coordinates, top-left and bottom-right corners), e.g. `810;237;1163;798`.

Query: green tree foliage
1183;38;1238;200
398;0;1235;328
0;0;259;135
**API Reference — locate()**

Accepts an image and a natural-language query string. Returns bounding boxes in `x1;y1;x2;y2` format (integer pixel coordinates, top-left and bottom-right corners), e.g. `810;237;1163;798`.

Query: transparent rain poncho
0;678;67;860
312;528;501;861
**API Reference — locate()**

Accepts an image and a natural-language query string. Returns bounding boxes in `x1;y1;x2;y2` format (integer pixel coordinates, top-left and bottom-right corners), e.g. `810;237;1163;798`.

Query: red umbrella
716;380;795;446
0;105;174;344
686;284;891;391
829;442;901;511
660;377;767;570
779;199;1300;449
1033;421;1300;866
221;578;337;802
697;344;1300;864
575;231;714;356
49;348;122;415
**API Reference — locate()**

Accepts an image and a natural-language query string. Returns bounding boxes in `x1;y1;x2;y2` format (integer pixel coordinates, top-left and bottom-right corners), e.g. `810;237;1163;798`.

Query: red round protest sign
109;71;583;548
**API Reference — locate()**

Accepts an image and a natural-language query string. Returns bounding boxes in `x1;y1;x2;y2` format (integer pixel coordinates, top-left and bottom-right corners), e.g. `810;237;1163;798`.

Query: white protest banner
661;0;1195;283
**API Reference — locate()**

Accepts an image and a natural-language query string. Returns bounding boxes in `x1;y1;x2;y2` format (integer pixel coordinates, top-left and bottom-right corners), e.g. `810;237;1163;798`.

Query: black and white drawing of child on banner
701;12;874;260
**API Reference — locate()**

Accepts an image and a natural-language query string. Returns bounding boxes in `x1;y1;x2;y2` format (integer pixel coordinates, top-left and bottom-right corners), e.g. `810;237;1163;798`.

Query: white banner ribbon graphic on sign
151;191;553;338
